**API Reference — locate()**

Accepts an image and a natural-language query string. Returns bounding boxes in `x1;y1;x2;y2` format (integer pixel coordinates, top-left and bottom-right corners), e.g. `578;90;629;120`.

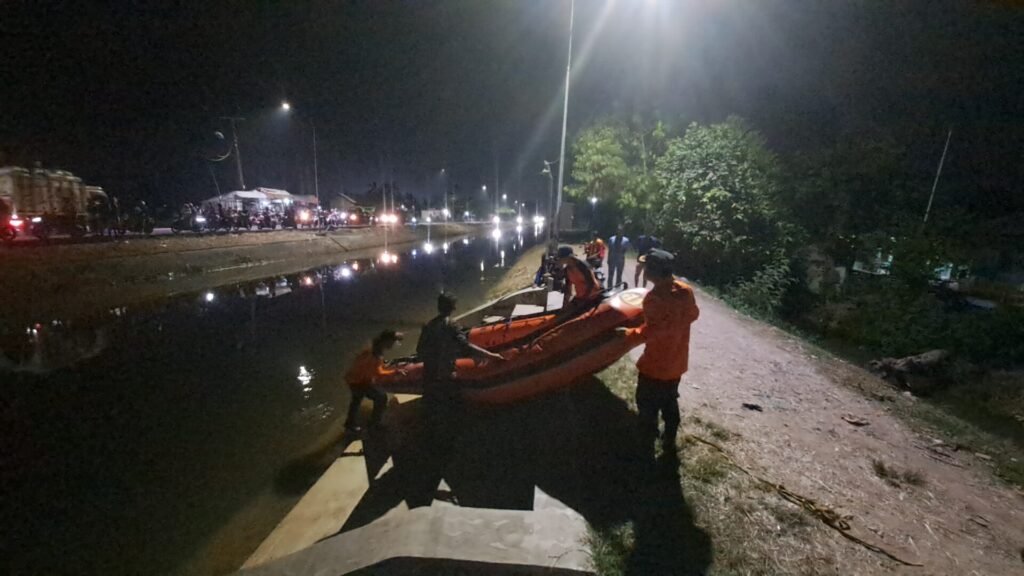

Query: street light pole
542;160;555;241
312;122;319;206
554;0;575;239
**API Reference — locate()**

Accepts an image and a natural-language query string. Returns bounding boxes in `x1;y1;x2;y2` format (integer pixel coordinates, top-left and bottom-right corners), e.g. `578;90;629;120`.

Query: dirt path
642;260;1024;574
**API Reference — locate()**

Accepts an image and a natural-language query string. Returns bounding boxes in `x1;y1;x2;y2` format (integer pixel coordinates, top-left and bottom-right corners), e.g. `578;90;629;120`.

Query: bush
728;254;793;317
834;275;1024;366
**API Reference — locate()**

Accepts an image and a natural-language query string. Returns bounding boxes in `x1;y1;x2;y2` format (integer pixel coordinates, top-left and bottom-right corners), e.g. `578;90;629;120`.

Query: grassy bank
589;359;839;576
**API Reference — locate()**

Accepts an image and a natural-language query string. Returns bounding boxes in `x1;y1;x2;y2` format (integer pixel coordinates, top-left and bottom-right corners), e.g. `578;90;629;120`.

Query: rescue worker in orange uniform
344;329;405;432
620;249;700;453
584;231;607;270
556;245;603;314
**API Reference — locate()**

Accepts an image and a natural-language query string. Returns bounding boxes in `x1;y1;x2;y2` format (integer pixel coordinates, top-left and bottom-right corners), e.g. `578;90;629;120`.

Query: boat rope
683;433;924;567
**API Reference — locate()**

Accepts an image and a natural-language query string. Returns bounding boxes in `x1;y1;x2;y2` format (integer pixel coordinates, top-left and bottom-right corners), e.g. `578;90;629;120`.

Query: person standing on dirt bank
584;230;607;270
620;249;700;453
343;329;405;432
634;231;662;288
606;224;631;289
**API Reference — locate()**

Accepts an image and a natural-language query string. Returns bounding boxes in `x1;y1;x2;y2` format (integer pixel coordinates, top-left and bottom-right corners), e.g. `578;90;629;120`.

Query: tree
567;122;632;209
653;117;795;285
782;130;923;267
568;118;669;230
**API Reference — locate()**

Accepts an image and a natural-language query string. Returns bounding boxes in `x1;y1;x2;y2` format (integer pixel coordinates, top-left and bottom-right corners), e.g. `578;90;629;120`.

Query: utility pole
221;116;246;190
923;128;953;225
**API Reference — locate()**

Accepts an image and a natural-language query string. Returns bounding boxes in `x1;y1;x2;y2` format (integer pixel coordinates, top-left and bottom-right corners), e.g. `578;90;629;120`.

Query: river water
2;232;538;576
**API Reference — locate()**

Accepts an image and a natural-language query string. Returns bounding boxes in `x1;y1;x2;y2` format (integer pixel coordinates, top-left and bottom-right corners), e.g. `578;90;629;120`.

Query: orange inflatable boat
381;288;648;405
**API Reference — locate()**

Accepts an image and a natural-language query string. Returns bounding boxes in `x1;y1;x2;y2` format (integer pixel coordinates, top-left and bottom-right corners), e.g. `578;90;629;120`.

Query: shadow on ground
336;378;713;575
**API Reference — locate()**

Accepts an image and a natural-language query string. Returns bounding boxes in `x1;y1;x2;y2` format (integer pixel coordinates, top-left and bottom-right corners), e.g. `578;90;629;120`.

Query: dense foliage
568;115;1024;368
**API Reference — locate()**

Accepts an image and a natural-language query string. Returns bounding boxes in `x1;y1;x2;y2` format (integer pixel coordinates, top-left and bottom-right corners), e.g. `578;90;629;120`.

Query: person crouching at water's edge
619;249;699;454
344;329;406;432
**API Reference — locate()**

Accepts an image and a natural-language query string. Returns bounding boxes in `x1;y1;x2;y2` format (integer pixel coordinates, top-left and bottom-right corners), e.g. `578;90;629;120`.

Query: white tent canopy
201;188;294;210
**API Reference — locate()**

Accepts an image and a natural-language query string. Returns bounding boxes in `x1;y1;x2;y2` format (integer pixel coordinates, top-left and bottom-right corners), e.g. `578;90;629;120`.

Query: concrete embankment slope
1;224;472;322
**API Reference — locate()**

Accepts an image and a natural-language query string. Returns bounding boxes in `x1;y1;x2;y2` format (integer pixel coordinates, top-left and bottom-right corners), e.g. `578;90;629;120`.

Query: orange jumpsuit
344;348;397;389
344;347;394;429
625;279;700;382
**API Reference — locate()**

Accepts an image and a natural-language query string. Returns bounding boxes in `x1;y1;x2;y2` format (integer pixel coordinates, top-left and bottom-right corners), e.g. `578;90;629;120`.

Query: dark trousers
636;374;681;445
345;385;387;429
607;259;625;288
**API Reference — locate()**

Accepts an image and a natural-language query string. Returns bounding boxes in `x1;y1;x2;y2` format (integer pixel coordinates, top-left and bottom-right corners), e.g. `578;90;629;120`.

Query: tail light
9;217;24;228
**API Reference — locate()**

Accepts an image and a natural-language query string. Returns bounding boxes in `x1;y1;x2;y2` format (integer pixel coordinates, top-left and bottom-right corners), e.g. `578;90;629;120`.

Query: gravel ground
622;258;1024;574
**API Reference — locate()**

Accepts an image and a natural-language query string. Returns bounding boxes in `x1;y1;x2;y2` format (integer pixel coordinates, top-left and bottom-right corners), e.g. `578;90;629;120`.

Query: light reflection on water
2;233;537;576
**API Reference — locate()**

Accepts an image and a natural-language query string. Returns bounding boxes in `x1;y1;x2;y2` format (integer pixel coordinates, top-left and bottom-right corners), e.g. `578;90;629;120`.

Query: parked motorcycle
171;212;208;234
1;214;24;244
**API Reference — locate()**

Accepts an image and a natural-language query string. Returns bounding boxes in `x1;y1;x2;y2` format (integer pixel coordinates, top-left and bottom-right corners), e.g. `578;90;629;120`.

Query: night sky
2;0;1022;207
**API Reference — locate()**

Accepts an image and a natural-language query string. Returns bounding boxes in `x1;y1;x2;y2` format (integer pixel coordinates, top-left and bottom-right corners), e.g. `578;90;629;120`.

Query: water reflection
3;233;541;575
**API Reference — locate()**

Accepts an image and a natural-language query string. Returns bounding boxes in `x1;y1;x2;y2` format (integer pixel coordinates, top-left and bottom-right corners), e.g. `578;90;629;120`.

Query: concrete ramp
237;493;591;576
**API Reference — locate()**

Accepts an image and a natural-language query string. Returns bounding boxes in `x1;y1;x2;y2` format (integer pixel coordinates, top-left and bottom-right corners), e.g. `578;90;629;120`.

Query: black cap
377;329;404;342
557;245;574;259
644;248;675;277
438;292;457;313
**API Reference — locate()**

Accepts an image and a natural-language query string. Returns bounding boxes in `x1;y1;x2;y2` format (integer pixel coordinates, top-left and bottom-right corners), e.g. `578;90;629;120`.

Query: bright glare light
349;213;359;221
590;196;598;205
442;241;449;252
281;101;291;111
516;216;523;224
204;291;215;302
423;241;435;254
491;228;502;240
480;260;485;272
516;225;523;234
410;217;417;223
297;365;311;385
425;216;432;223
340;267;352;278
442;208;450;217
352;261;359;271
195;215;207;223
492;215;500;225
482;185;487;191
462;238;470;245
302;275;314;286
502;194;507;200
463;210;470;217
390;253;399;264
299;209;311;222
